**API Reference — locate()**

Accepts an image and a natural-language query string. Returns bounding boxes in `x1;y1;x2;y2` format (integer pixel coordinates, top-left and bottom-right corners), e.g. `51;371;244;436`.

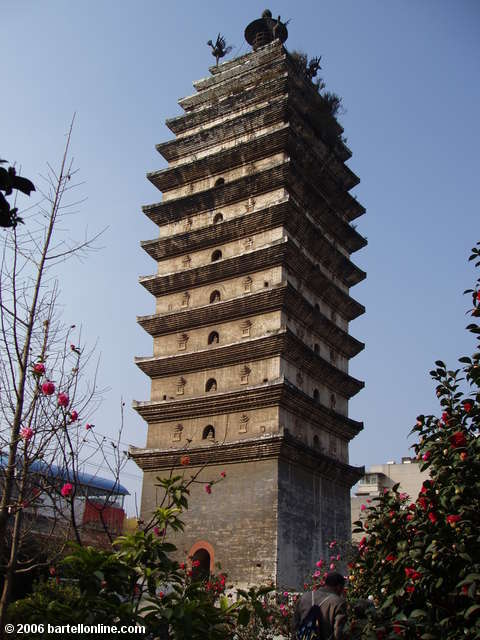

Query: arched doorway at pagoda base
188;540;215;580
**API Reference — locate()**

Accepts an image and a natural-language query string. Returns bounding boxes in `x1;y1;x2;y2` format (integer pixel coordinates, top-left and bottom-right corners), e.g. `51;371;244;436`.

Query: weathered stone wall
156;189;287;239
153;310;282;356
150;356;281;401
280;359;348;416
154;266;284;313
155;229;284;275
141;459;279;588
280;408;348;463
145;406;280;449
276;458;351;589
163;152;287;201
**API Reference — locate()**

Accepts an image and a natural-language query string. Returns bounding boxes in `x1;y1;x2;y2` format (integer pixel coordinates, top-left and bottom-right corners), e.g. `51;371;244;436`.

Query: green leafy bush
348;243;480;639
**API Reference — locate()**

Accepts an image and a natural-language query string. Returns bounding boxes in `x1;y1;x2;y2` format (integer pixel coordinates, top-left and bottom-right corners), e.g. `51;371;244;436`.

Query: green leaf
410;609;427;618
237;607;251;626
466;604;480;618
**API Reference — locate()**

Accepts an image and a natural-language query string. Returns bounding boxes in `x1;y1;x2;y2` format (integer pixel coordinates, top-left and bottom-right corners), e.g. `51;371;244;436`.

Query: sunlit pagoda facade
131;11;366;590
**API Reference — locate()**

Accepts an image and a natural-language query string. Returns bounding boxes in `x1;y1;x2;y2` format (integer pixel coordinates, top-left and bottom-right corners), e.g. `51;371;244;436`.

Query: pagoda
131;11;366;590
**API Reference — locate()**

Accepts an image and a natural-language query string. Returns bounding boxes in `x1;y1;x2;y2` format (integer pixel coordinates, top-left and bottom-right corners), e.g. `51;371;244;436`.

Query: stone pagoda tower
131;11;366;590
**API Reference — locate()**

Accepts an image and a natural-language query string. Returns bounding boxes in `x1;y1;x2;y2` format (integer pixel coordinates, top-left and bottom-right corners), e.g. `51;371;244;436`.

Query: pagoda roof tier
148;125;289;192
141;200;365;288
178;56;287;113
156;98;287;163
139;239;365;321
166;75;288;136
135;329;364;399
195;40;286;91
143;163;366;254
137;283;364;360
129;431;364;488
132;378;363;440
149;125;360;212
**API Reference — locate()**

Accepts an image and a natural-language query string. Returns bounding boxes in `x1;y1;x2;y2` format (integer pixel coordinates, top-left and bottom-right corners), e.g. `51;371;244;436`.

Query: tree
348;242;480;639
0;119;120;625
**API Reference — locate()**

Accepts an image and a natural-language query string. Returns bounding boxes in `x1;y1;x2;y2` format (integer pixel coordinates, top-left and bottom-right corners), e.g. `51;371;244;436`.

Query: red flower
187;570;193;577
406;585;415;593
49;566;56;576
446;514;461;526
33;363;45;375
451;431;467;448
20;426;34;441
405;568;421;580
408;502;416;511
85;423;93;430
220;471;226;478
153;526;164;537
463;401;473;413
179;562;185;570
422;451;431;461
180;455;190;466
385;554;396;563
158;591;164;598
428;511;438;524
477;291;480;303
191;560;201;568
60;483;73;497
406;513;414;521
70;410;78;422
41;380;55;395
393;623;403;635
417;496;428;510
204;484;212;494
57;392;69;407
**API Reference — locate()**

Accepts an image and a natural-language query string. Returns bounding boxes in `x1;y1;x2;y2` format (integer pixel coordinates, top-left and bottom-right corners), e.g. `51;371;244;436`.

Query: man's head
324;572;345;596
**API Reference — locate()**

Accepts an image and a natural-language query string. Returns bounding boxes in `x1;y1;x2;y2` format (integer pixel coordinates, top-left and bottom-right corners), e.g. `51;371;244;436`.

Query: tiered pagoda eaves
131;12;366;590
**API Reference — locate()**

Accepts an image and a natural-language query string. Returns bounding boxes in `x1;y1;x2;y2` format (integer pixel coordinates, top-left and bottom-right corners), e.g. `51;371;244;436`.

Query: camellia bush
348;242;480;639
7;468;288;640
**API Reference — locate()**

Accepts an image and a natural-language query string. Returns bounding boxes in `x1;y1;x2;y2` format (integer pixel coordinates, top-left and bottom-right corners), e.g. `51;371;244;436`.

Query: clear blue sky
2;1;479;513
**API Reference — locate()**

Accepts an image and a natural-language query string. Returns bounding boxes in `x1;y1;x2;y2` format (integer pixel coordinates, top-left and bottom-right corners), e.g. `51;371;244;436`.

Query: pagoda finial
244;10;288;51
207;33;233;66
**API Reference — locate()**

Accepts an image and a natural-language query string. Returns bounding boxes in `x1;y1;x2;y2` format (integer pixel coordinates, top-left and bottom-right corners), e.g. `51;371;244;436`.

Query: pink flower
220;471;226;478
57;392;69;407
313;570;321;578
360;504;366;511
33;363;45;375
153;526;165;537
179;562;185;570
329;541;337;548
428;511;438;524
422;451;431;461
329;563;335;570
316;560;324;568
204;484;212;494
41;380;55;395
85;423;93;430
399;492;408;500
70;410;78;422
446;514;461;526
60;483;73;497
49;566;56;576
20;426;33;441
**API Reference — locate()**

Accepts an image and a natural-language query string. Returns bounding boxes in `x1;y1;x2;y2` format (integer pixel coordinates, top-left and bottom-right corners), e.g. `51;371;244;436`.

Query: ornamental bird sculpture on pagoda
207;33;232;66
